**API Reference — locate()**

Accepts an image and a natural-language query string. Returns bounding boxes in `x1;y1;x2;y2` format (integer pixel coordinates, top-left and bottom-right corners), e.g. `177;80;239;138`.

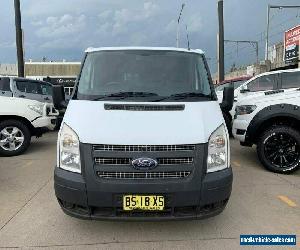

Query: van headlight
59;123;81;173
207;125;229;173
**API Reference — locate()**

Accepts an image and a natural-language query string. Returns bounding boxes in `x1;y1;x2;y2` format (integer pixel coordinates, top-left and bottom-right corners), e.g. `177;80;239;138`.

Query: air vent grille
104;104;185;111
94;157;193;165
97;171;191;179
93;144;195;152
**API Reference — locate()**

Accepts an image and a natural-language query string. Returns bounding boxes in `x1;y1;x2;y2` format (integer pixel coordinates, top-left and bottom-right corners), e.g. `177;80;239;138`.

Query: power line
210;15;299;64
209;17;296;64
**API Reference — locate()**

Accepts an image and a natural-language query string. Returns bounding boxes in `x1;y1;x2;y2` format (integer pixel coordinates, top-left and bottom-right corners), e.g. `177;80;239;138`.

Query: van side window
16;81;42;94
0;78;11;92
281;72;300;89
247;75;275;92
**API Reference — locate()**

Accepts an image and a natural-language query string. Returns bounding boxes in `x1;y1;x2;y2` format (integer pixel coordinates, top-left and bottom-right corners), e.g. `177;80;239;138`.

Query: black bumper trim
54;167;232;221
57;199;229;221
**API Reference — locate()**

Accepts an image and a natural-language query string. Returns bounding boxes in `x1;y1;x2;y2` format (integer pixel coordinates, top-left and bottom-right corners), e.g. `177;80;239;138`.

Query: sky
0;0;300;73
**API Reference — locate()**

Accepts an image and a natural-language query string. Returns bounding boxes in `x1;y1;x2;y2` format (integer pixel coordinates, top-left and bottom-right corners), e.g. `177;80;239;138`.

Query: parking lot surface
0;132;299;250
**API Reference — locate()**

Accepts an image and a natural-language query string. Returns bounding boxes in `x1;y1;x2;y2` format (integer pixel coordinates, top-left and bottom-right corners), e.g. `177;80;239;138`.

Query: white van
0;96;57;156
52;47;233;220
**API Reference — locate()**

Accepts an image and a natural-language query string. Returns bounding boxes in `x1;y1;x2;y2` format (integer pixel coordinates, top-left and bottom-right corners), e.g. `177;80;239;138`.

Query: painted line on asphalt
278;195;297;207
232;161;241;167
0;177;52;232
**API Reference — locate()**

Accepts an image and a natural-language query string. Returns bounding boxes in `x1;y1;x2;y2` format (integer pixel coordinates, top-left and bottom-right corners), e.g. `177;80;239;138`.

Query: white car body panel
233;89;300;142
0;96;58;130
63;100;225;145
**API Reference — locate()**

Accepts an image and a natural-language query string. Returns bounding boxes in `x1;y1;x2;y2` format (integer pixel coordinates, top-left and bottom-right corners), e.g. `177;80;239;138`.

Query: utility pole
225;40;259;64
217;0;225;83
265;5;300;61
14;0;25;77
176;3;185;48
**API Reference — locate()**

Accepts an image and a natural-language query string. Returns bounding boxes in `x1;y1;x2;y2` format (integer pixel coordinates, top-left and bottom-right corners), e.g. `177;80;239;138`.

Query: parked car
233;77;300;174
12;77;53;103
53;47;234;220
0;76;66;129
0;78;58;156
27;76;76;128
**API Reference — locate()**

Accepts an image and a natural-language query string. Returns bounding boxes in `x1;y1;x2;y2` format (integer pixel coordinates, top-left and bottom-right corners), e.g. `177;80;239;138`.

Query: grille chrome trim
94;157;193;165
158;158;193;165
93;144;195;152
95;158;131;165
97;171;191;179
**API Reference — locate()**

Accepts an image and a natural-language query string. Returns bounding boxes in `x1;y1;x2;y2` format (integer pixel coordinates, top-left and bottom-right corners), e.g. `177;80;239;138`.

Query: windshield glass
215;79;248;92
77;50;213;101
215;82;230;92
233;80;247;89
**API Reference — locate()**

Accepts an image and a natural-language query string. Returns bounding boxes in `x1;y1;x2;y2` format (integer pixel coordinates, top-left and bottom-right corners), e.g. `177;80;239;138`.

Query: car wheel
0;120;31;157
257;126;300;174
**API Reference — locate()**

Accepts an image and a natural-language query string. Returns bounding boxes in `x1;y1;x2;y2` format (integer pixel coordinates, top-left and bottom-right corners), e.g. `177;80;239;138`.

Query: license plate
123;195;164;211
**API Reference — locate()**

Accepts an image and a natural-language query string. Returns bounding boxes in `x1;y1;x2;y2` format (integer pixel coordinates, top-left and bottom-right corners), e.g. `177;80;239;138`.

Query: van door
13;79;43;102
0;77;13;97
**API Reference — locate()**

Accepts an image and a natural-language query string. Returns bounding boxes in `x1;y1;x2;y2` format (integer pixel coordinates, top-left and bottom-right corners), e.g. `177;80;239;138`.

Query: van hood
62;100;224;145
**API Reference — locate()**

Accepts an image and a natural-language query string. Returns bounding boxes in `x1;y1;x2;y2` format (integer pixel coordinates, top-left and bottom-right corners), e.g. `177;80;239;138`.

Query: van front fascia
54;141;232;221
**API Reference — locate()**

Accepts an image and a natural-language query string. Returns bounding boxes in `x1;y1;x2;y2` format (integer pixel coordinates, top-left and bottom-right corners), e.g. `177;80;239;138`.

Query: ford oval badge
132;158;158;170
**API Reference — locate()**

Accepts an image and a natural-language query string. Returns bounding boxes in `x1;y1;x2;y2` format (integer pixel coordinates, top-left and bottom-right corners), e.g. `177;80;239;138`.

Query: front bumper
32;116;57;131
54;167;233;221
232;118;249;142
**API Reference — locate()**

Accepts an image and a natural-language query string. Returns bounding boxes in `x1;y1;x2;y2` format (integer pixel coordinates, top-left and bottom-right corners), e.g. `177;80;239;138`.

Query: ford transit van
53;47;233;220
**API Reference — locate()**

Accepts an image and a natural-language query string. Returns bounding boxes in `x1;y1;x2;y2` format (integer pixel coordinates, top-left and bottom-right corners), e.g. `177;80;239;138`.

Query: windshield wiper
154;92;212;101
92;92;159;101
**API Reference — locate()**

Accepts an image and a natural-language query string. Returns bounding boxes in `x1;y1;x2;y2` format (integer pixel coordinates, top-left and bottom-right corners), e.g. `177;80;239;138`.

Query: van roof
85;47;204;55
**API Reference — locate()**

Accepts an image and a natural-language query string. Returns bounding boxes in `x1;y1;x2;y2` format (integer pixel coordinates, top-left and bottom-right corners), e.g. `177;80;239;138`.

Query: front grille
158;158;193;165
97;171;191;179
93;144;195;152
94;157;193;165
104;104;185;111
95;158;131;165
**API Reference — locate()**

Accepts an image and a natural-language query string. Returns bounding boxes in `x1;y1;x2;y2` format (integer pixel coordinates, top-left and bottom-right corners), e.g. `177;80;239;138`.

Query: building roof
25;62;81;65
85;47;204;54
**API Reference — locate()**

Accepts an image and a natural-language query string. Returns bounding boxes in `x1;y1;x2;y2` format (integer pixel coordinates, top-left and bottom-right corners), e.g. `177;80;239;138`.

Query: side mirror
52;85;67;110
240;89;250;93
220;86;234;112
240;86;250;93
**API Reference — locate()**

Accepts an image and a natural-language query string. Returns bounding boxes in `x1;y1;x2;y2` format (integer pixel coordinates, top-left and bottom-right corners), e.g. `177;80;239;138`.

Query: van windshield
77;50;213;102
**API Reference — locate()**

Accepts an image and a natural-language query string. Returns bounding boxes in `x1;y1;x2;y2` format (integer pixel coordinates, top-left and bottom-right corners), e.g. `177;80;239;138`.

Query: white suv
233;69;300;174
0;77;58;156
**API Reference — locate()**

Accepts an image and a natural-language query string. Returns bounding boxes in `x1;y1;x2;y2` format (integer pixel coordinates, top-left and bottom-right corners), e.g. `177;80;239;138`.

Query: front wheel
257;126;300;174
0;120;31;157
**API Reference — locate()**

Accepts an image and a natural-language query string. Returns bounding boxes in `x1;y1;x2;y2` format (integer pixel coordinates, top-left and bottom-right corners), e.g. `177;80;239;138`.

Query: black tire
257;126;300;174
0;120;31;157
